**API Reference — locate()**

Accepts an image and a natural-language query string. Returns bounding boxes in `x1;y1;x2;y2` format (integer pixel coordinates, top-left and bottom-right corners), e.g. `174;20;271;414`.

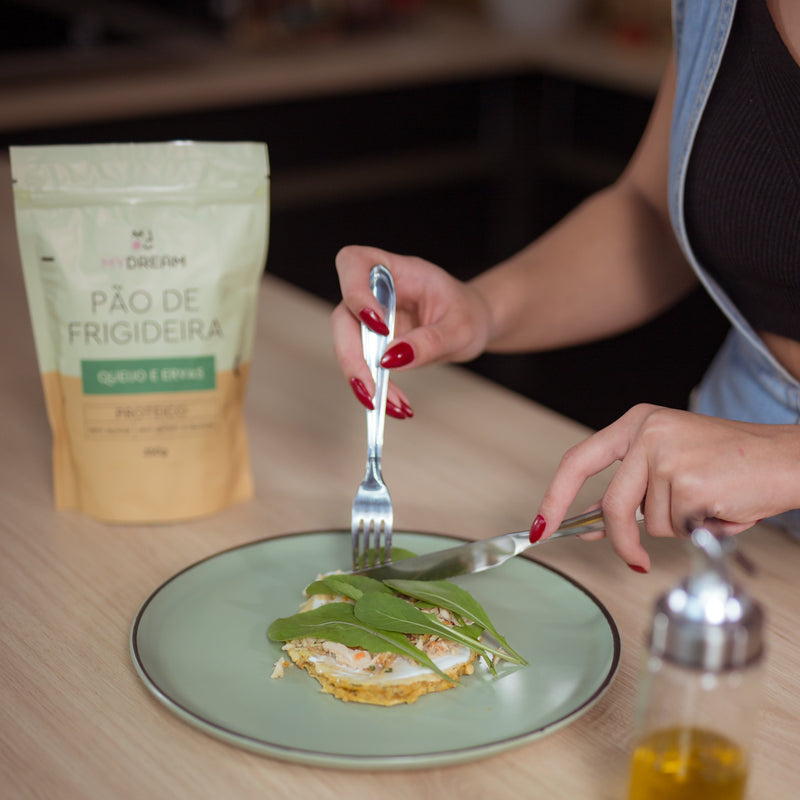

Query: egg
275;592;478;706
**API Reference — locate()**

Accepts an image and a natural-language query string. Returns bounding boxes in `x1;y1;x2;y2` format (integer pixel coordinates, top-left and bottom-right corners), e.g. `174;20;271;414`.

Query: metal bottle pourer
649;528;764;672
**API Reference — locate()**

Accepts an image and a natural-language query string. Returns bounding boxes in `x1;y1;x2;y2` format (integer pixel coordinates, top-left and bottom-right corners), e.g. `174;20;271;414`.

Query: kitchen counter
1;154;796;798
0;8;668;134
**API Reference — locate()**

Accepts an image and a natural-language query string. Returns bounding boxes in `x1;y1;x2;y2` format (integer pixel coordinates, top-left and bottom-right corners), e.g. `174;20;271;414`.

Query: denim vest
669;0;800;530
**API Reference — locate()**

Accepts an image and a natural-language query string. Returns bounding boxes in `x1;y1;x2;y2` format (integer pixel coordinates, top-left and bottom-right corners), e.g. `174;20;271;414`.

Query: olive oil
625;531;763;800
628;726;747;800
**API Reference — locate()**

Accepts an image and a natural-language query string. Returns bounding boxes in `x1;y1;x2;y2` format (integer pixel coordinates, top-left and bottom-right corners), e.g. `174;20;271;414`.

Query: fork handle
362;265;396;467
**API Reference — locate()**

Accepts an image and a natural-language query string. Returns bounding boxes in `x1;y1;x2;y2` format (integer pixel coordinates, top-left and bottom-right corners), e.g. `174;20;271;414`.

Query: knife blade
351;507;643;581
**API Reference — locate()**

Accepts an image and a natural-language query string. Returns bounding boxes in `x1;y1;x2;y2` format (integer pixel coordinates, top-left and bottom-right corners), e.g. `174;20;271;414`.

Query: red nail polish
359;308;390;336
400;399;414;418
627;563;648;574
386;399;406;419
349;377;374;410
381;342;414;369
529;514;546;543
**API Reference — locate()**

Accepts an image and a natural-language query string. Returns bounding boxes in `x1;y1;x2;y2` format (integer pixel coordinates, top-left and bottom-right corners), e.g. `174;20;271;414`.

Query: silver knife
351;507;643;581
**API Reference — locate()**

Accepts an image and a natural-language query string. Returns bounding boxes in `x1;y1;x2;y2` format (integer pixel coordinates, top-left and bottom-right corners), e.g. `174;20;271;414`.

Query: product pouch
11;141;269;522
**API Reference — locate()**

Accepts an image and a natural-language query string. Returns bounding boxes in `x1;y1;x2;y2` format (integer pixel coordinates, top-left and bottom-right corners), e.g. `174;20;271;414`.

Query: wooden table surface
1;154;797;799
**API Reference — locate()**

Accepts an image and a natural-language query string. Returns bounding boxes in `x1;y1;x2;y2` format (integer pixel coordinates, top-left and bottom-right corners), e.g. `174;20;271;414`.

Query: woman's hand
331;245;492;416
532;404;800;571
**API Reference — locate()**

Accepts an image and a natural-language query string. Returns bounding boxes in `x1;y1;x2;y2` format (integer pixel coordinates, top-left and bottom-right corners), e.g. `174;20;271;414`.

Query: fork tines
352;514;393;570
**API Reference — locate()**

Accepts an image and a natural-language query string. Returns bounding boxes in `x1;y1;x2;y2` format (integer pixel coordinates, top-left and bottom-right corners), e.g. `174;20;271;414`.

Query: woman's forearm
470;53;696;355
471;180;696;353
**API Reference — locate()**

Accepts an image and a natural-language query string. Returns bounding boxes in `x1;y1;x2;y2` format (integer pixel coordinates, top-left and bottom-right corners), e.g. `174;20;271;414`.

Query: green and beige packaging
11;141;270;523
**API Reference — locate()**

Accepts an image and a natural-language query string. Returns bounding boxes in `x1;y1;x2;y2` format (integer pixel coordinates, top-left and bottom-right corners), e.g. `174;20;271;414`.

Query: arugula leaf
304;574;391;601
304;546;419;599
267;602;454;681
353;593;524;665
459;622;485;642
383;579;527;665
354;546;417;571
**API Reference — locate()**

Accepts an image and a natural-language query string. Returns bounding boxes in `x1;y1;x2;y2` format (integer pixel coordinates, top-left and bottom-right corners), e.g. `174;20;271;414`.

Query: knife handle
546;506;645;541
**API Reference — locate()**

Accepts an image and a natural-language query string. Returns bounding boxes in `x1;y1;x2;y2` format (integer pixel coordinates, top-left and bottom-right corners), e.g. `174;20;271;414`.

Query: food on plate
267;572;526;706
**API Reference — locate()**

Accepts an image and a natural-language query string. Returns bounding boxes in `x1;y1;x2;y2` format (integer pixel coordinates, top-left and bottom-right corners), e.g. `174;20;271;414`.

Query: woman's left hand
532;404;800;571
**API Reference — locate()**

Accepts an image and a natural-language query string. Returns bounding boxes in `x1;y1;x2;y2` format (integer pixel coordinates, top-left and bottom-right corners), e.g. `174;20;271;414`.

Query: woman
330;0;800;572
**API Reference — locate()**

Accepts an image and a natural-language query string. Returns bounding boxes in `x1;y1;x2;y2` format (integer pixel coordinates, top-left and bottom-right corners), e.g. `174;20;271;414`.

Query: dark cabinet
3;68;728;429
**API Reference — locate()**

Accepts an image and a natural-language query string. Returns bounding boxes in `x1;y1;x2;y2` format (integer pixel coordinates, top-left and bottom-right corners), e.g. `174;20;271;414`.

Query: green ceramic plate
130;531;620;769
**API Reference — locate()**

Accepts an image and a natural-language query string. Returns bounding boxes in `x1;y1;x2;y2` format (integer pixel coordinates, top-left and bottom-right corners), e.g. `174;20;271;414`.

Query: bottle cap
649;528;764;671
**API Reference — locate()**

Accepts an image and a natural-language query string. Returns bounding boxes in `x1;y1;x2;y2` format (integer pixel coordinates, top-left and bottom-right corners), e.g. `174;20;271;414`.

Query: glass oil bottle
626;528;764;800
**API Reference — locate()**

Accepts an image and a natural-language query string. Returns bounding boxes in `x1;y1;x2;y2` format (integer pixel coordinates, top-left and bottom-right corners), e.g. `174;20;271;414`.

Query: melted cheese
280;589;479;705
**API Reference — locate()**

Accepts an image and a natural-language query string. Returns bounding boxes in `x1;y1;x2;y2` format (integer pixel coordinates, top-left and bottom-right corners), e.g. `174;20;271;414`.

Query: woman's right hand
331;245;493;417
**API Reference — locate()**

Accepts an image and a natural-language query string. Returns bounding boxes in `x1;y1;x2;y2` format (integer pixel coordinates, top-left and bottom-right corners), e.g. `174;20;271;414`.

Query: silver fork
351;264;396;569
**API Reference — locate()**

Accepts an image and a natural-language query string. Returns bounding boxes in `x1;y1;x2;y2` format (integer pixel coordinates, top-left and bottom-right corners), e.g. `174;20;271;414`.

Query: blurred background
0;0;728;430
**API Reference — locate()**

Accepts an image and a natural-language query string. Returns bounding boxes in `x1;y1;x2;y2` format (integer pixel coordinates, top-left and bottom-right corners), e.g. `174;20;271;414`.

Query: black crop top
684;0;800;341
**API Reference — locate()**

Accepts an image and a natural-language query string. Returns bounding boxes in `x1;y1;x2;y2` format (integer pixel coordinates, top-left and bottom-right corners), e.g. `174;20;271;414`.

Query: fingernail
627;563;648;574
529;514;546;543
400;399;414;418
359;308;390;336
381;342;414;369
386;399;406;419
349;377;374;410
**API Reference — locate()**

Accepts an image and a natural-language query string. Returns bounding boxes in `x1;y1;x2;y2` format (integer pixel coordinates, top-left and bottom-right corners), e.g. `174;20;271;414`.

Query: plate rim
130;529;622;769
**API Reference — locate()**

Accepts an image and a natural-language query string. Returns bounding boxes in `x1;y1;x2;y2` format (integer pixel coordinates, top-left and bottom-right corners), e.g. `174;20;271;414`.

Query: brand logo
100;228;187;270
132;229;154;251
